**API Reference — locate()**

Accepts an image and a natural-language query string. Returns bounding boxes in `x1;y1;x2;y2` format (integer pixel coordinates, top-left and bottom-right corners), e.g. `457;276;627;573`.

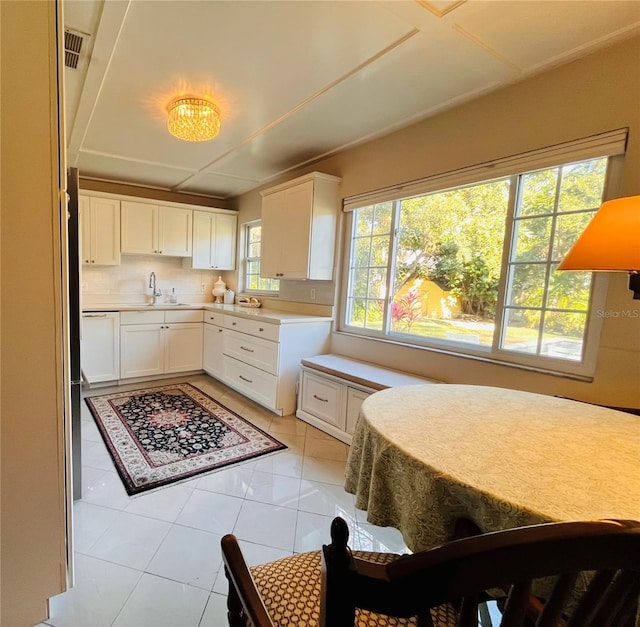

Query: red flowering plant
391;287;422;332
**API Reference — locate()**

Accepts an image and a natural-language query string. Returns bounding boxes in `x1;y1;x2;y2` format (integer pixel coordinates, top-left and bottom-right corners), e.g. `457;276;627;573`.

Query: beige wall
1;2;68;625
235;36;640;408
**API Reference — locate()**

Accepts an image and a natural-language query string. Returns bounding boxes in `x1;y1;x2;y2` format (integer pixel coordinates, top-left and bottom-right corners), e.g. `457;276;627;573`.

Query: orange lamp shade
558;196;640;272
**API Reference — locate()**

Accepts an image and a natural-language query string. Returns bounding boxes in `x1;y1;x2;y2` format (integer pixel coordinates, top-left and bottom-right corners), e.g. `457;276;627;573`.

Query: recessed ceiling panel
76;152;195;189
64;0;638;199
79;0;416;169
202;26;512;181
176;172;261;198
454;1;640;71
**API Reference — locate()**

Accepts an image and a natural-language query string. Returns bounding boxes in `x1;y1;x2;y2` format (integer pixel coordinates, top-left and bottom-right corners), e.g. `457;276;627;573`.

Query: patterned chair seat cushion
249;550;458;626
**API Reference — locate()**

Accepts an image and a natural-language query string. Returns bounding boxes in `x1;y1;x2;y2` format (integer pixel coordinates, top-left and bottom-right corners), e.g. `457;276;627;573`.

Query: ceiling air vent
64;29;84;70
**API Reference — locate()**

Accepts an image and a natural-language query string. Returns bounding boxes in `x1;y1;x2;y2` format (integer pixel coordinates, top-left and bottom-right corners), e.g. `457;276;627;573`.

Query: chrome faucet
149;272;161;305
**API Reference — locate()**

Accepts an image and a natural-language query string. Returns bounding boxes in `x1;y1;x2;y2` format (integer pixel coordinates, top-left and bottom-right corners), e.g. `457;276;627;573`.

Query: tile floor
42;374;409;627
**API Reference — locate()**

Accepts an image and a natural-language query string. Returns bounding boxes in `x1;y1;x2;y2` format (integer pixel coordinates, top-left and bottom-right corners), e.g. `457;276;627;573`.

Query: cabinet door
90;197;121;265
81;312;120;383
80;196;121;266
203;323;224;377
346;387;370;435
300;370;345;429
212;213;237;270
120;323;164;378
281;182;313;278
121;201;158;254
158;206;192;257
260;191;284;279
79;195;91;265
164;322;203;373
192;211;214;269
261;181;313;279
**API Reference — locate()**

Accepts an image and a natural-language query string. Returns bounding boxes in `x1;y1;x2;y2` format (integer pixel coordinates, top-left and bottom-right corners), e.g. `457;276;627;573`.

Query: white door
81;312;120;383
346;387;370;435
260;191;286;278
79;195;91;264
192;211;214;269
280;181;313;278
90;197;121;265
212;213;237;270
158;206;192;257
164;323;203;373
121;201;158;254
120;323;164;378
203;323;224;377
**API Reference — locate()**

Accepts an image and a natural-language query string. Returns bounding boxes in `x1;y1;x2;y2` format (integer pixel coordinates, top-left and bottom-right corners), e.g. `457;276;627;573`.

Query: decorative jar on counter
212;276;226;303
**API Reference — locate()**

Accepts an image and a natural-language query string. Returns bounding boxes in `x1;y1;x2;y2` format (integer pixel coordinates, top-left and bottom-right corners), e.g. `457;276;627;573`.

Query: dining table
345;384;640;553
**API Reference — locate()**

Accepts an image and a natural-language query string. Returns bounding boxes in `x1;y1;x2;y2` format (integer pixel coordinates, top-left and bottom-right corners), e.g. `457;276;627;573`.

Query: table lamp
557;195;640;299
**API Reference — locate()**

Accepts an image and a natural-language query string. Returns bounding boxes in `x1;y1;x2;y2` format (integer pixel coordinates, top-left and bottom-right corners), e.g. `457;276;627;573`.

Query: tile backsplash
81;255;228;306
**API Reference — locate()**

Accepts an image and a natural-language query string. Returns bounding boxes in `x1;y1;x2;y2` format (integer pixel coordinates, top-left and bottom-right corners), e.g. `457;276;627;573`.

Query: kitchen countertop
82;302;333;325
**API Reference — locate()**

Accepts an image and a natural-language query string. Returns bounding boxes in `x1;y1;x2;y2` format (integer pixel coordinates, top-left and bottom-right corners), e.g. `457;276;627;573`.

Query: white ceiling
63;0;640;200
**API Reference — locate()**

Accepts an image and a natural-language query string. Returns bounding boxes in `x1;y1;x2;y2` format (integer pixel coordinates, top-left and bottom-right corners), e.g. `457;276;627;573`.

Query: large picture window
343;155;612;374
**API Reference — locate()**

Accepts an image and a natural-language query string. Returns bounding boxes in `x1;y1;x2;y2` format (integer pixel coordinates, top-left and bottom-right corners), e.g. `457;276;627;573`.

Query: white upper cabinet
260;172;341;280
79;195;121;265
121;201;193;257
191;210;237;270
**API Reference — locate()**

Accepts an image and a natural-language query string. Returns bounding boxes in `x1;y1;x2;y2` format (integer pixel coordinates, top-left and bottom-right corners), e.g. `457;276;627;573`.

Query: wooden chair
221;517;640;627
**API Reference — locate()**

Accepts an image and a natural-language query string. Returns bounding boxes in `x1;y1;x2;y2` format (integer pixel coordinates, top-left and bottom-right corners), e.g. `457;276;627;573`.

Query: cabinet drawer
223;356;277;409
346;387;370;435
120;310;165;325
224;315;280;342
223;329;279;375
300;371;345;430
165;309;203;323
204;311;226;326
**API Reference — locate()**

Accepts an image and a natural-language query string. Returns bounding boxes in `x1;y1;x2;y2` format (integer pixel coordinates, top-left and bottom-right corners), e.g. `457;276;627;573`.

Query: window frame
241;220;280;295
338;155;623;379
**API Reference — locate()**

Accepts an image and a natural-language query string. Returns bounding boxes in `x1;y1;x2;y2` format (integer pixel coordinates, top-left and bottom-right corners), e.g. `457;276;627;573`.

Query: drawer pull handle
232;322;237;326
313;394;329;403
83;313;107;318
240;346;254;352
239;375;253;383
218;328;223;333
259;327;264;332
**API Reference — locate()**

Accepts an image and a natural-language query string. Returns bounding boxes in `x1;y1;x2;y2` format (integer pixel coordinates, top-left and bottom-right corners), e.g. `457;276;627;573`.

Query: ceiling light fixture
558;195;640;299
167;97;220;142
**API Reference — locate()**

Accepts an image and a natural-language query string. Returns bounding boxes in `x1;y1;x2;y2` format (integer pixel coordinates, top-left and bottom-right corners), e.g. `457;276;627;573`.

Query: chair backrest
321;517;640;627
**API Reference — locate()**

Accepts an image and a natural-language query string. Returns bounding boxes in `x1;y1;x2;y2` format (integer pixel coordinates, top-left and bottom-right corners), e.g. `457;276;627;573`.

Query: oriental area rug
85;383;286;495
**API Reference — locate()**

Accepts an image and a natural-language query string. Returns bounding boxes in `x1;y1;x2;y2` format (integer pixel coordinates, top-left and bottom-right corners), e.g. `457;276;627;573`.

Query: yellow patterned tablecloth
345;384;640;552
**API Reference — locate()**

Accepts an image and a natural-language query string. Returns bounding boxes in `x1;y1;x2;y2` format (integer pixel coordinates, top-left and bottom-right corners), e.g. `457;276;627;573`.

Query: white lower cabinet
299;371;346;430
223;356;278;410
81;312;120;383
296;355;437;444
203;317;225;378
164;324;204;373
346;387;370;435
298;369;372;442
203;309;331;415
119;309;203;379
120;324;165;378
